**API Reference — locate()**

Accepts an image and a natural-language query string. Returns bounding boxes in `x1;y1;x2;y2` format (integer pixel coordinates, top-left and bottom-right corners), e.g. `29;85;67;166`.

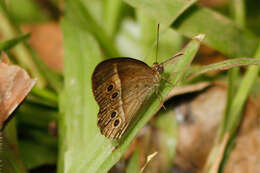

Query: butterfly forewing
92;58;160;139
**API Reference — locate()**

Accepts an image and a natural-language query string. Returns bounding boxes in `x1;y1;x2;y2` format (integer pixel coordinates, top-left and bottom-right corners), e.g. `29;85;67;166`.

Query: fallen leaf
0;55;36;130
22;22;64;72
173;82;227;172
223;129;260;173
165;82;211;101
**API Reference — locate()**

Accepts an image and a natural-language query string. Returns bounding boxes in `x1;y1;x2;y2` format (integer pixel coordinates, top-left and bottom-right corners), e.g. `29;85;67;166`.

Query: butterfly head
152;62;164;75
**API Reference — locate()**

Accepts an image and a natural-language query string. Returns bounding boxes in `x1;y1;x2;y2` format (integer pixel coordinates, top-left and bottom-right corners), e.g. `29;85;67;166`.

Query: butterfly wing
92;58;160;139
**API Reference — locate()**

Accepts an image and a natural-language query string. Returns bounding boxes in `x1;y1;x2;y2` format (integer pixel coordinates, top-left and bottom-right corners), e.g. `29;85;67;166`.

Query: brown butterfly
91;55;182;139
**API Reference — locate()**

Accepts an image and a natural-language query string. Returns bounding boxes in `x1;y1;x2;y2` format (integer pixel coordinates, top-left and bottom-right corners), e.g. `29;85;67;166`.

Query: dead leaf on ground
223;128;260;173
165;82;211;101
195;44;226;66
223;96;260;173
172;81;260;173
22;22;64;72
173;82;227;173
0;53;36;130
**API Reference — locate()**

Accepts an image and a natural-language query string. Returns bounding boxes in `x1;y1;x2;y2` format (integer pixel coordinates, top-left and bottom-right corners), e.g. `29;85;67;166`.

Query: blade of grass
26;47;63;92
7;0;49;23
0;34;30;51
58;17;104;173
16;102;58;128
230;0;246;27
187;58;260;80
124;0;259;58
124;0;197;28
226;44;260;136
205;2;247;172
1;121;27;173
19;140;57;169
103;0;122;38
126;149;140;173
223;0;246;137
137;11;157;65
172;5;258;58
153;109;178;172
204;43;260;173
66;0;120;57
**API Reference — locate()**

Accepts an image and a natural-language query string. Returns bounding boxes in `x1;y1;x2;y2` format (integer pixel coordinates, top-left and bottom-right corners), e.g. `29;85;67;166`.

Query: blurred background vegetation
1;0;260;173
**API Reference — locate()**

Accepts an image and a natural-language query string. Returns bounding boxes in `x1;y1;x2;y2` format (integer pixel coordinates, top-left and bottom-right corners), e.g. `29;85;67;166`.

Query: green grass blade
126;149;140;173
221;0;246;138
1;121;27;173
103;0;122;38
230;0;246;27
0;33;30;52
188;58;260;80
227;45;260;136
7;0;50;23
58;16;104;173
173;6;258;58
66;0;120;57
124;0;197;28
124;0;259;58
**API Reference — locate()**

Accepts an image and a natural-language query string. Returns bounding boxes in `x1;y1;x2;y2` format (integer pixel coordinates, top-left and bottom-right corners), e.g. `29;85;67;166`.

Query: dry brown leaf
22;22;64;72
195;44;226;66
139;152;158;173
173;82;227;172
0;55;36;129
165;82;211;101
173;81;260;173
223;128;260;173
222;96;260;173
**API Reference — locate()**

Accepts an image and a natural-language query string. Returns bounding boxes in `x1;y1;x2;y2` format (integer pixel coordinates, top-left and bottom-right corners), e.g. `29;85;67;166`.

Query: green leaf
0;33;30;52
153;109;178;172
187;58;260;80
173;6;258;58
126;149;140;173
124;0;197;28
19;140;57;169
7;0;49;23
65;0;120;57
1;121;27;173
124;0;259;58
58;17;104;173
103;0;123;38
226;45;260;136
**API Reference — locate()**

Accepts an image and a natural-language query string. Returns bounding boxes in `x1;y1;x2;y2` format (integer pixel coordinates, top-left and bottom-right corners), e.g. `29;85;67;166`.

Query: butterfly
91;56;173;139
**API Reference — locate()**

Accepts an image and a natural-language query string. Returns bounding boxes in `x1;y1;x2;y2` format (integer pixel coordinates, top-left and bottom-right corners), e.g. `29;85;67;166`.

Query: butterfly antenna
155;23;160;63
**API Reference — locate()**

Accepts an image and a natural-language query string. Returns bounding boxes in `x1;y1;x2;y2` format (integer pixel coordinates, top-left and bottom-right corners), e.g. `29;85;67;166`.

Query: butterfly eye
114;119;120;127
107;84;113;92
111;92;118;99
111;111;116;118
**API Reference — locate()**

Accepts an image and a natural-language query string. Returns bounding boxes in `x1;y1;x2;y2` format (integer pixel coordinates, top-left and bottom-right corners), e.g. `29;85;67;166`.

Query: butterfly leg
155;88;166;111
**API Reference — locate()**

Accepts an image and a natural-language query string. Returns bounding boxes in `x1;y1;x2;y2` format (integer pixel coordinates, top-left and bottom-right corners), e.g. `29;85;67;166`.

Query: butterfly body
92;58;163;139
